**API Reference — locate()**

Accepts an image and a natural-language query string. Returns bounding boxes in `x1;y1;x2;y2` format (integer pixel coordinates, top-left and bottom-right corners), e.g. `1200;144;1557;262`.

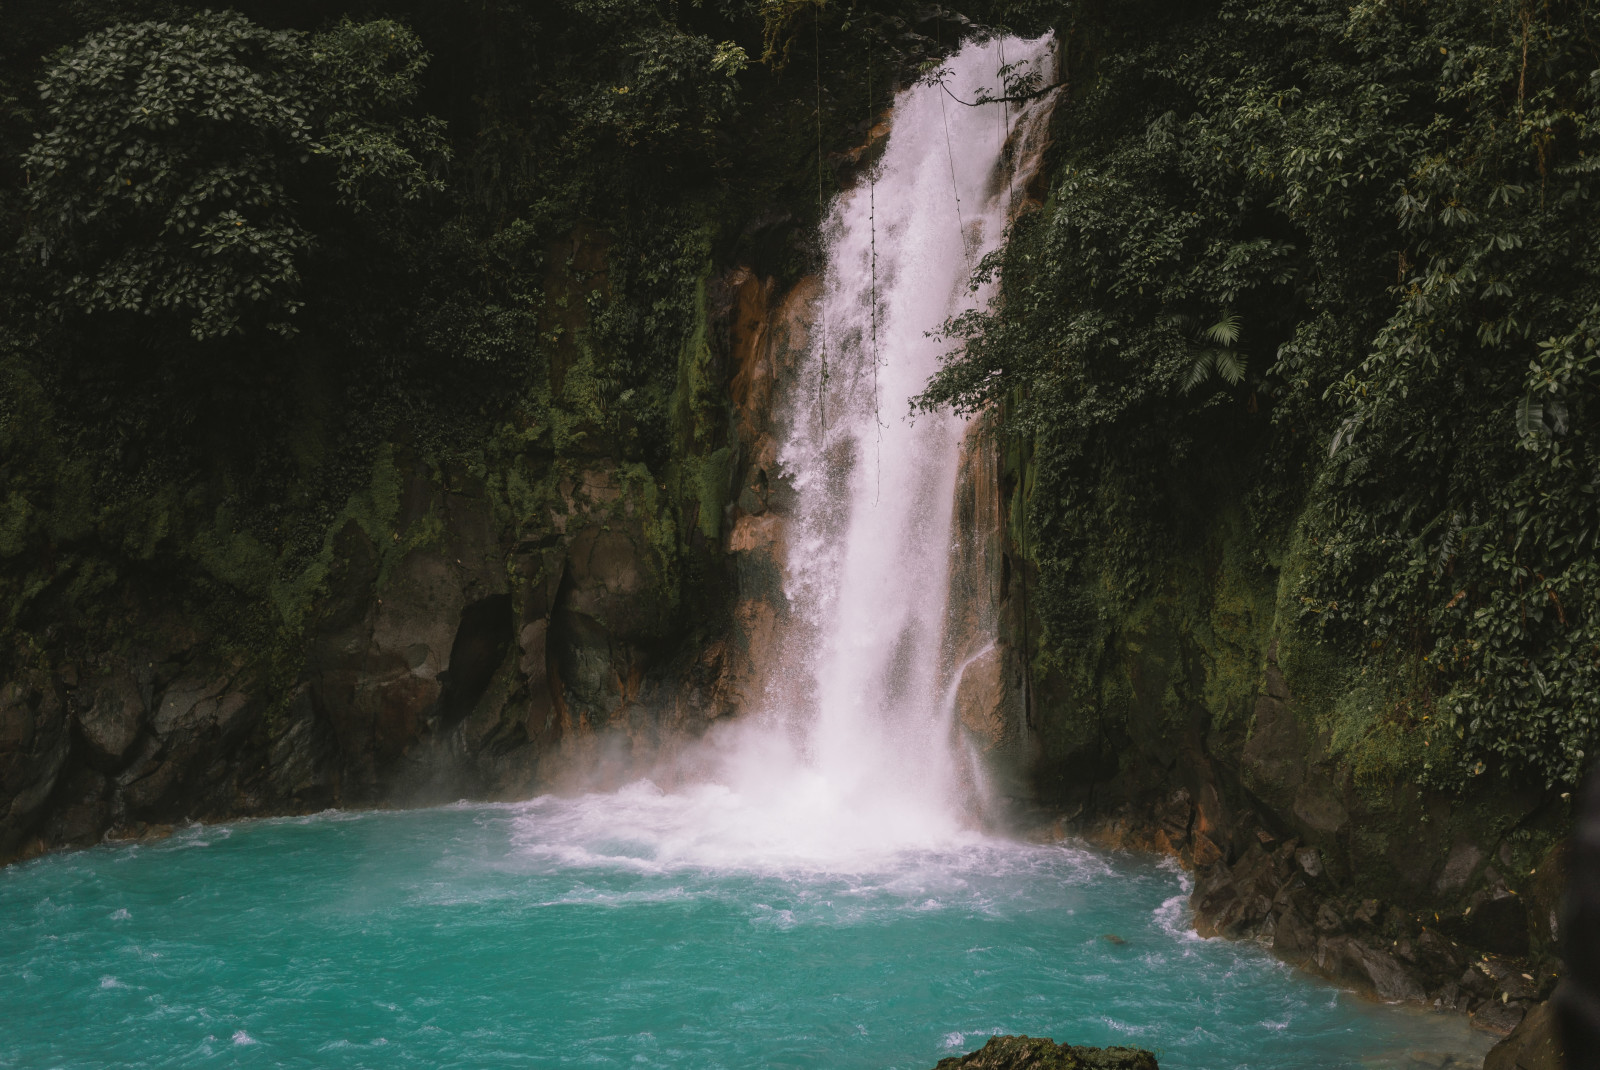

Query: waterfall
693;35;1060;858
518;36;1060;869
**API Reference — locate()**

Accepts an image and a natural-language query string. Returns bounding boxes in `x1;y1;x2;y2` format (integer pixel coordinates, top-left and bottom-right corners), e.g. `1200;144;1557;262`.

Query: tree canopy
23;12;446;340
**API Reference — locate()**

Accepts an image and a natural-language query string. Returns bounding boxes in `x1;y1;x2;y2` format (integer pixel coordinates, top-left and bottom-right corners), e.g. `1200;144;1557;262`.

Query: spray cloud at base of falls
546;34;1063;871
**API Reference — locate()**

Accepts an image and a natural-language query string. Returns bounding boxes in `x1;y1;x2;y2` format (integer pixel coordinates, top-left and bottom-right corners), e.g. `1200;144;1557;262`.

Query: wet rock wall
0;243;773;863
988;494;1573;1035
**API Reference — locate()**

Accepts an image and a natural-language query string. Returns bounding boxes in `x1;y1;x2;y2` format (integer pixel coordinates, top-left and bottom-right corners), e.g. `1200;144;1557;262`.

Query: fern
1178;311;1246;393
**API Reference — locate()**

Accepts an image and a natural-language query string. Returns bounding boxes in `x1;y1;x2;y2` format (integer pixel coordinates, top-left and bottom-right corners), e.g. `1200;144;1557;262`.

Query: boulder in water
932;1035;1157;1069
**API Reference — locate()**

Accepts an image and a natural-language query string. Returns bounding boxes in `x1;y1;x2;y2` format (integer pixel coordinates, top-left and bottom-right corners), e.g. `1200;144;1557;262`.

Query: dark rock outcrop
0;467;727;864
932;1035;1157;1070
1;674;70;849
1557;762;1600;1066
991;490;1572;1023
1483;999;1564;1070
1057;786;1562;1027
0;257;784;864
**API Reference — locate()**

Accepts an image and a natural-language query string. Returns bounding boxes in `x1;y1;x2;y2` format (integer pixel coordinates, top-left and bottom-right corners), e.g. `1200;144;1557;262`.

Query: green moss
9;571;53;628
117;484;180;561
498;460;550;531
1022;442;1477;800
686;446;734;541
356;443;402;543
673;264;721;454
1263;567;1354;767
46;457;96;545
1263;511;1467;793
629;466;681;627
351;444;436;599
1195;512;1277;731
551;344;607;454
177;442;421;633
193;505;277;594
0;492;30;560
58;556;119;616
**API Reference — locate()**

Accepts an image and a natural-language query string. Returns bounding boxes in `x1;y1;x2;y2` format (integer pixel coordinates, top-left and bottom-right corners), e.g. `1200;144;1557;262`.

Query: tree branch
939;80;1067;108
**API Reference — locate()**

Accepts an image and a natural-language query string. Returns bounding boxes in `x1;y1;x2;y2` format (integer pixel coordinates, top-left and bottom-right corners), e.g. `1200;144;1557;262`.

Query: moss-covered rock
998;462;1568;1015
932;1035;1157;1070
0;224;761;860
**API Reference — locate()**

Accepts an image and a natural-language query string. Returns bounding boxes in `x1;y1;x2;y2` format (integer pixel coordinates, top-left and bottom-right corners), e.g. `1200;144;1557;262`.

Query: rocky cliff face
0;235;764;863
945;415;1030;808
0;448;743;861
988;493;1571;1034
718;268;813;716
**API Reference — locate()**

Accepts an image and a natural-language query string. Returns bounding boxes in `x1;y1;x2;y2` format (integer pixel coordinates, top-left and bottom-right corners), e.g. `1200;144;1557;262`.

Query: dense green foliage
10;0;1593;794
922;0;1600;787
25;13;446;339
0;0;997;687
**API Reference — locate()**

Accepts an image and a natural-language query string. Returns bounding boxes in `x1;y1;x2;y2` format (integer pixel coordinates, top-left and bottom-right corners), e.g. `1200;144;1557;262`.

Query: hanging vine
814;1;830;436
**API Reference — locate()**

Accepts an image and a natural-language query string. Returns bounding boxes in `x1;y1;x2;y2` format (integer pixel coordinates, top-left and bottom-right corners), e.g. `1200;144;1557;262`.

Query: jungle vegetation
0;0;973;674
921;0;1600;789
2;0;1597;795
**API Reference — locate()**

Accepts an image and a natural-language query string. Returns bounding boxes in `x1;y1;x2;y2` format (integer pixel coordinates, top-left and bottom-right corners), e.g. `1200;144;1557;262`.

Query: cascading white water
673;34;1061;859
521;36;1059;871
774;35;1055;829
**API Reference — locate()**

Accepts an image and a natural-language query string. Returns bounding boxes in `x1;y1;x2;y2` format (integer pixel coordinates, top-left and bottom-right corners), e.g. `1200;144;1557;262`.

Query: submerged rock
932;1035;1157;1070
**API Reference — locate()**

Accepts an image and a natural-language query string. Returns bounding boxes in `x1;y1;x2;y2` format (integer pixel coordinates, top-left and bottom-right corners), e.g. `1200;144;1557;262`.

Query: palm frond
1515;393;1543;437
1204;311;1241;346
1214;348;1246;385
1182;352;1214;393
